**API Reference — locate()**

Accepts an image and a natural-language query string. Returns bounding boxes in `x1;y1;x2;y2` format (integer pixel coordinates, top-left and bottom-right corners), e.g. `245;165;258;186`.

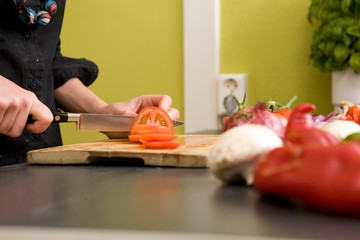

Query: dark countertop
0;161;360;239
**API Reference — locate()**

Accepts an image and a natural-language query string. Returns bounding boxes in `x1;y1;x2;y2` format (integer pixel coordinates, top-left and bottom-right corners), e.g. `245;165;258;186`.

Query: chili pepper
285;103;340;146
254;142;360;215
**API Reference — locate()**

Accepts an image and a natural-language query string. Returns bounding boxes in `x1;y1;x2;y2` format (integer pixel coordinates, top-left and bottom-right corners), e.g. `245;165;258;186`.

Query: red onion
223;102;285;140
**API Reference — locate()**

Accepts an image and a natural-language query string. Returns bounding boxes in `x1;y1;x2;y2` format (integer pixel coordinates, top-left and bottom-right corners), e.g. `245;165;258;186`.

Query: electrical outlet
217;73;248;116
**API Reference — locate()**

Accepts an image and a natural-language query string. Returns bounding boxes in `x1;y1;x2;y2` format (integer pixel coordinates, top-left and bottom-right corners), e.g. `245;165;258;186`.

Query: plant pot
332;67;360;113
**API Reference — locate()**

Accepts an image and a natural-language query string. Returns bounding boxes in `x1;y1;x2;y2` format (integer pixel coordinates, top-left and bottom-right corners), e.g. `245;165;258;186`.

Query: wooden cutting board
27;135;220;167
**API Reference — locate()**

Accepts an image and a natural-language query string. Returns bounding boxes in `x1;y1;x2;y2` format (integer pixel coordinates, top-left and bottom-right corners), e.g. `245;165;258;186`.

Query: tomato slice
138;134;177;142
132;128;174;136
129;107;179;149
140;140;183;149
129;134;177;143
131;106;174;130
128;135;141;143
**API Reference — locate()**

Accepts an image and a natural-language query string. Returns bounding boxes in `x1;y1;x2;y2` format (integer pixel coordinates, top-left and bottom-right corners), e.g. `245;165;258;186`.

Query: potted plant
308;0;360;110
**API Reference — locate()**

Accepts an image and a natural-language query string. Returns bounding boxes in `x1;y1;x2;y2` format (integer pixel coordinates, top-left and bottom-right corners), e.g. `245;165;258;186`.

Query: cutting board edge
27;151;92;165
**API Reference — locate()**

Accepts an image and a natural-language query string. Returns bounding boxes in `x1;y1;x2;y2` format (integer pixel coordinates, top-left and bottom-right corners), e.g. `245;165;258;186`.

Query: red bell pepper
285;103;340;146
254;142;360;215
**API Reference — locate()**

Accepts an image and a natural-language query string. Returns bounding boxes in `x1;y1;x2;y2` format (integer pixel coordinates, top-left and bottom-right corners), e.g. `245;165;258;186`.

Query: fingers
0;92;52;137
166;108;180;120
25;100;53;134
152;95;179;120
156;95;173;110
0;105;22;137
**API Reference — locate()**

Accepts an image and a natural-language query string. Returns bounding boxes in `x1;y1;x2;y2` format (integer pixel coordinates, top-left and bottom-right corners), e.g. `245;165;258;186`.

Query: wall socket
217;73;248;116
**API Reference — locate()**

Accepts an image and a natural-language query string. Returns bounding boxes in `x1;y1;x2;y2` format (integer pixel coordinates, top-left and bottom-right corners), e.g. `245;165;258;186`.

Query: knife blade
28;112;184;132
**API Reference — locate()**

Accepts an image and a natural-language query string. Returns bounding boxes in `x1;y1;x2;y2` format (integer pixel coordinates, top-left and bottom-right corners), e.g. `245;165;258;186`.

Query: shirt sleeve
52;39;99;89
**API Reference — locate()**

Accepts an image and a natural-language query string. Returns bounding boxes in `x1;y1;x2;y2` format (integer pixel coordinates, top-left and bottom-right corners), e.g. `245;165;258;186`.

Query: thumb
25;100;53;134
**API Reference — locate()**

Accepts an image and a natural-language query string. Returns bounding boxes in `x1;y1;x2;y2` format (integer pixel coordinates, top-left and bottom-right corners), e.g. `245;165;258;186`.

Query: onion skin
223;102;285;140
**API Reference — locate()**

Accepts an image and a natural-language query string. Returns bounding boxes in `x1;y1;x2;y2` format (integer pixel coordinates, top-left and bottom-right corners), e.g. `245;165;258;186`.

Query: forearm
54;78;107;113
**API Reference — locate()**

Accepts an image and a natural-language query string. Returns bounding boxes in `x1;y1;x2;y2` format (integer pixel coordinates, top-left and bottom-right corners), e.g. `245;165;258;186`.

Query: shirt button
29;81;40;91
23;31;32;39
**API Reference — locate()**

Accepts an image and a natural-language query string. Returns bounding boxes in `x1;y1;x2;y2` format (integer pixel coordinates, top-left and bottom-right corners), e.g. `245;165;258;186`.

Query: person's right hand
0;76;53;138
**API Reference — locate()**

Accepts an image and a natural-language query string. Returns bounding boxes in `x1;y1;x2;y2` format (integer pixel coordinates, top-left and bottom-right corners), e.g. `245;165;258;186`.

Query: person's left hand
97;95;180;139
98;94;180;120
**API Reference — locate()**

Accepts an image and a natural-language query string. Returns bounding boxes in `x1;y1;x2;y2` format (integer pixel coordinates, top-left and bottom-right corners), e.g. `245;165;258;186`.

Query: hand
0;76;53;137
98;95;180;120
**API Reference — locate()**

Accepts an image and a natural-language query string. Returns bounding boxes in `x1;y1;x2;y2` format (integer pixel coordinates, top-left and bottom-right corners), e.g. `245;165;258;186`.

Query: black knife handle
52;112;69;123
27;112;69;124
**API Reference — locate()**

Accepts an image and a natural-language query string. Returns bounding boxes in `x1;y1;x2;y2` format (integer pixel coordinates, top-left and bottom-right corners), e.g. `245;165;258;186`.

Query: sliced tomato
129;134;177;143
132;128;174;136
128;135;141;143
131;106;174;131
140;140;183;149
129;107;180;149
138;134;177;142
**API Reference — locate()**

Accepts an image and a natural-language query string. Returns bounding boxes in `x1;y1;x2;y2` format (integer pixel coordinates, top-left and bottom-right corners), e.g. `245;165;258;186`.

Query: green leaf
346;25;360;37
318;41;326;52
334;43;350;63
342;34;352;47
320;25;333;39
324;41;337;56
332;25;343;39
349;52;360;72
324;0;341;9
308;4;320;23
354;39;360;51
342;0;352;13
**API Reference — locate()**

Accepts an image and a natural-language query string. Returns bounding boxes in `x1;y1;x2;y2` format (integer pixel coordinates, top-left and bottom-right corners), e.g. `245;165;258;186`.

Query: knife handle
27;112;74;124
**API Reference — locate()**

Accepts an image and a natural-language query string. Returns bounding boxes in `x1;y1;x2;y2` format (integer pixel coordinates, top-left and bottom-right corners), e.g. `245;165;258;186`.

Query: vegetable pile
223;102;285;140
128;107;182;149
210;98;360;216
254;103;360;216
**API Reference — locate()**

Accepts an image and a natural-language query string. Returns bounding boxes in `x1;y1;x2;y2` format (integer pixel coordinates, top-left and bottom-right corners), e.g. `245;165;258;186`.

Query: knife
28;112;184;132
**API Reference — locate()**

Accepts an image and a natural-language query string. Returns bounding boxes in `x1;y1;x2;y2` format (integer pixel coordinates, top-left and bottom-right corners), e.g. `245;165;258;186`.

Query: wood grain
27;135;219;167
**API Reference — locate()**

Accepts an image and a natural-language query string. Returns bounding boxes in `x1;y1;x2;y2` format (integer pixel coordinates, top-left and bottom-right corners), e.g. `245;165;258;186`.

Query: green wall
60;0;184;145
220;0;332;113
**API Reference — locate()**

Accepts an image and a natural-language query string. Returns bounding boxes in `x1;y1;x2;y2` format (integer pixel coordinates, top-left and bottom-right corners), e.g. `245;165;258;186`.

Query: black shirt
0;0;99;166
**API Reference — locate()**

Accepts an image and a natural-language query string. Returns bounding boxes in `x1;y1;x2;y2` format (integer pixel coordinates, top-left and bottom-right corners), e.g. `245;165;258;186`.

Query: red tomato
129;107;181;149
132;128;174;136
128;135;141;143
129;134;177;143
274;108;292;120
131;107;174;131
140;140;183;149
343;105;360;125
138;134;177;142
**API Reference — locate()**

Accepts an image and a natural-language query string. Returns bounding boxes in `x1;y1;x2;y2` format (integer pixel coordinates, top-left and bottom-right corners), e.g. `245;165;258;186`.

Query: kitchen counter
1;160;360;240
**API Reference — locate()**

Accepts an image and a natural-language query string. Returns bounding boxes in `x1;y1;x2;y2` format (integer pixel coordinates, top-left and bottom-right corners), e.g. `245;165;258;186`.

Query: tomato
343;105;360;125
131;107;174;131
274;109;292;120
128;135;141;143
129;107;181;149
129;134;177;143
131;128;174;136
140;140;183;149
139;134;177;142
